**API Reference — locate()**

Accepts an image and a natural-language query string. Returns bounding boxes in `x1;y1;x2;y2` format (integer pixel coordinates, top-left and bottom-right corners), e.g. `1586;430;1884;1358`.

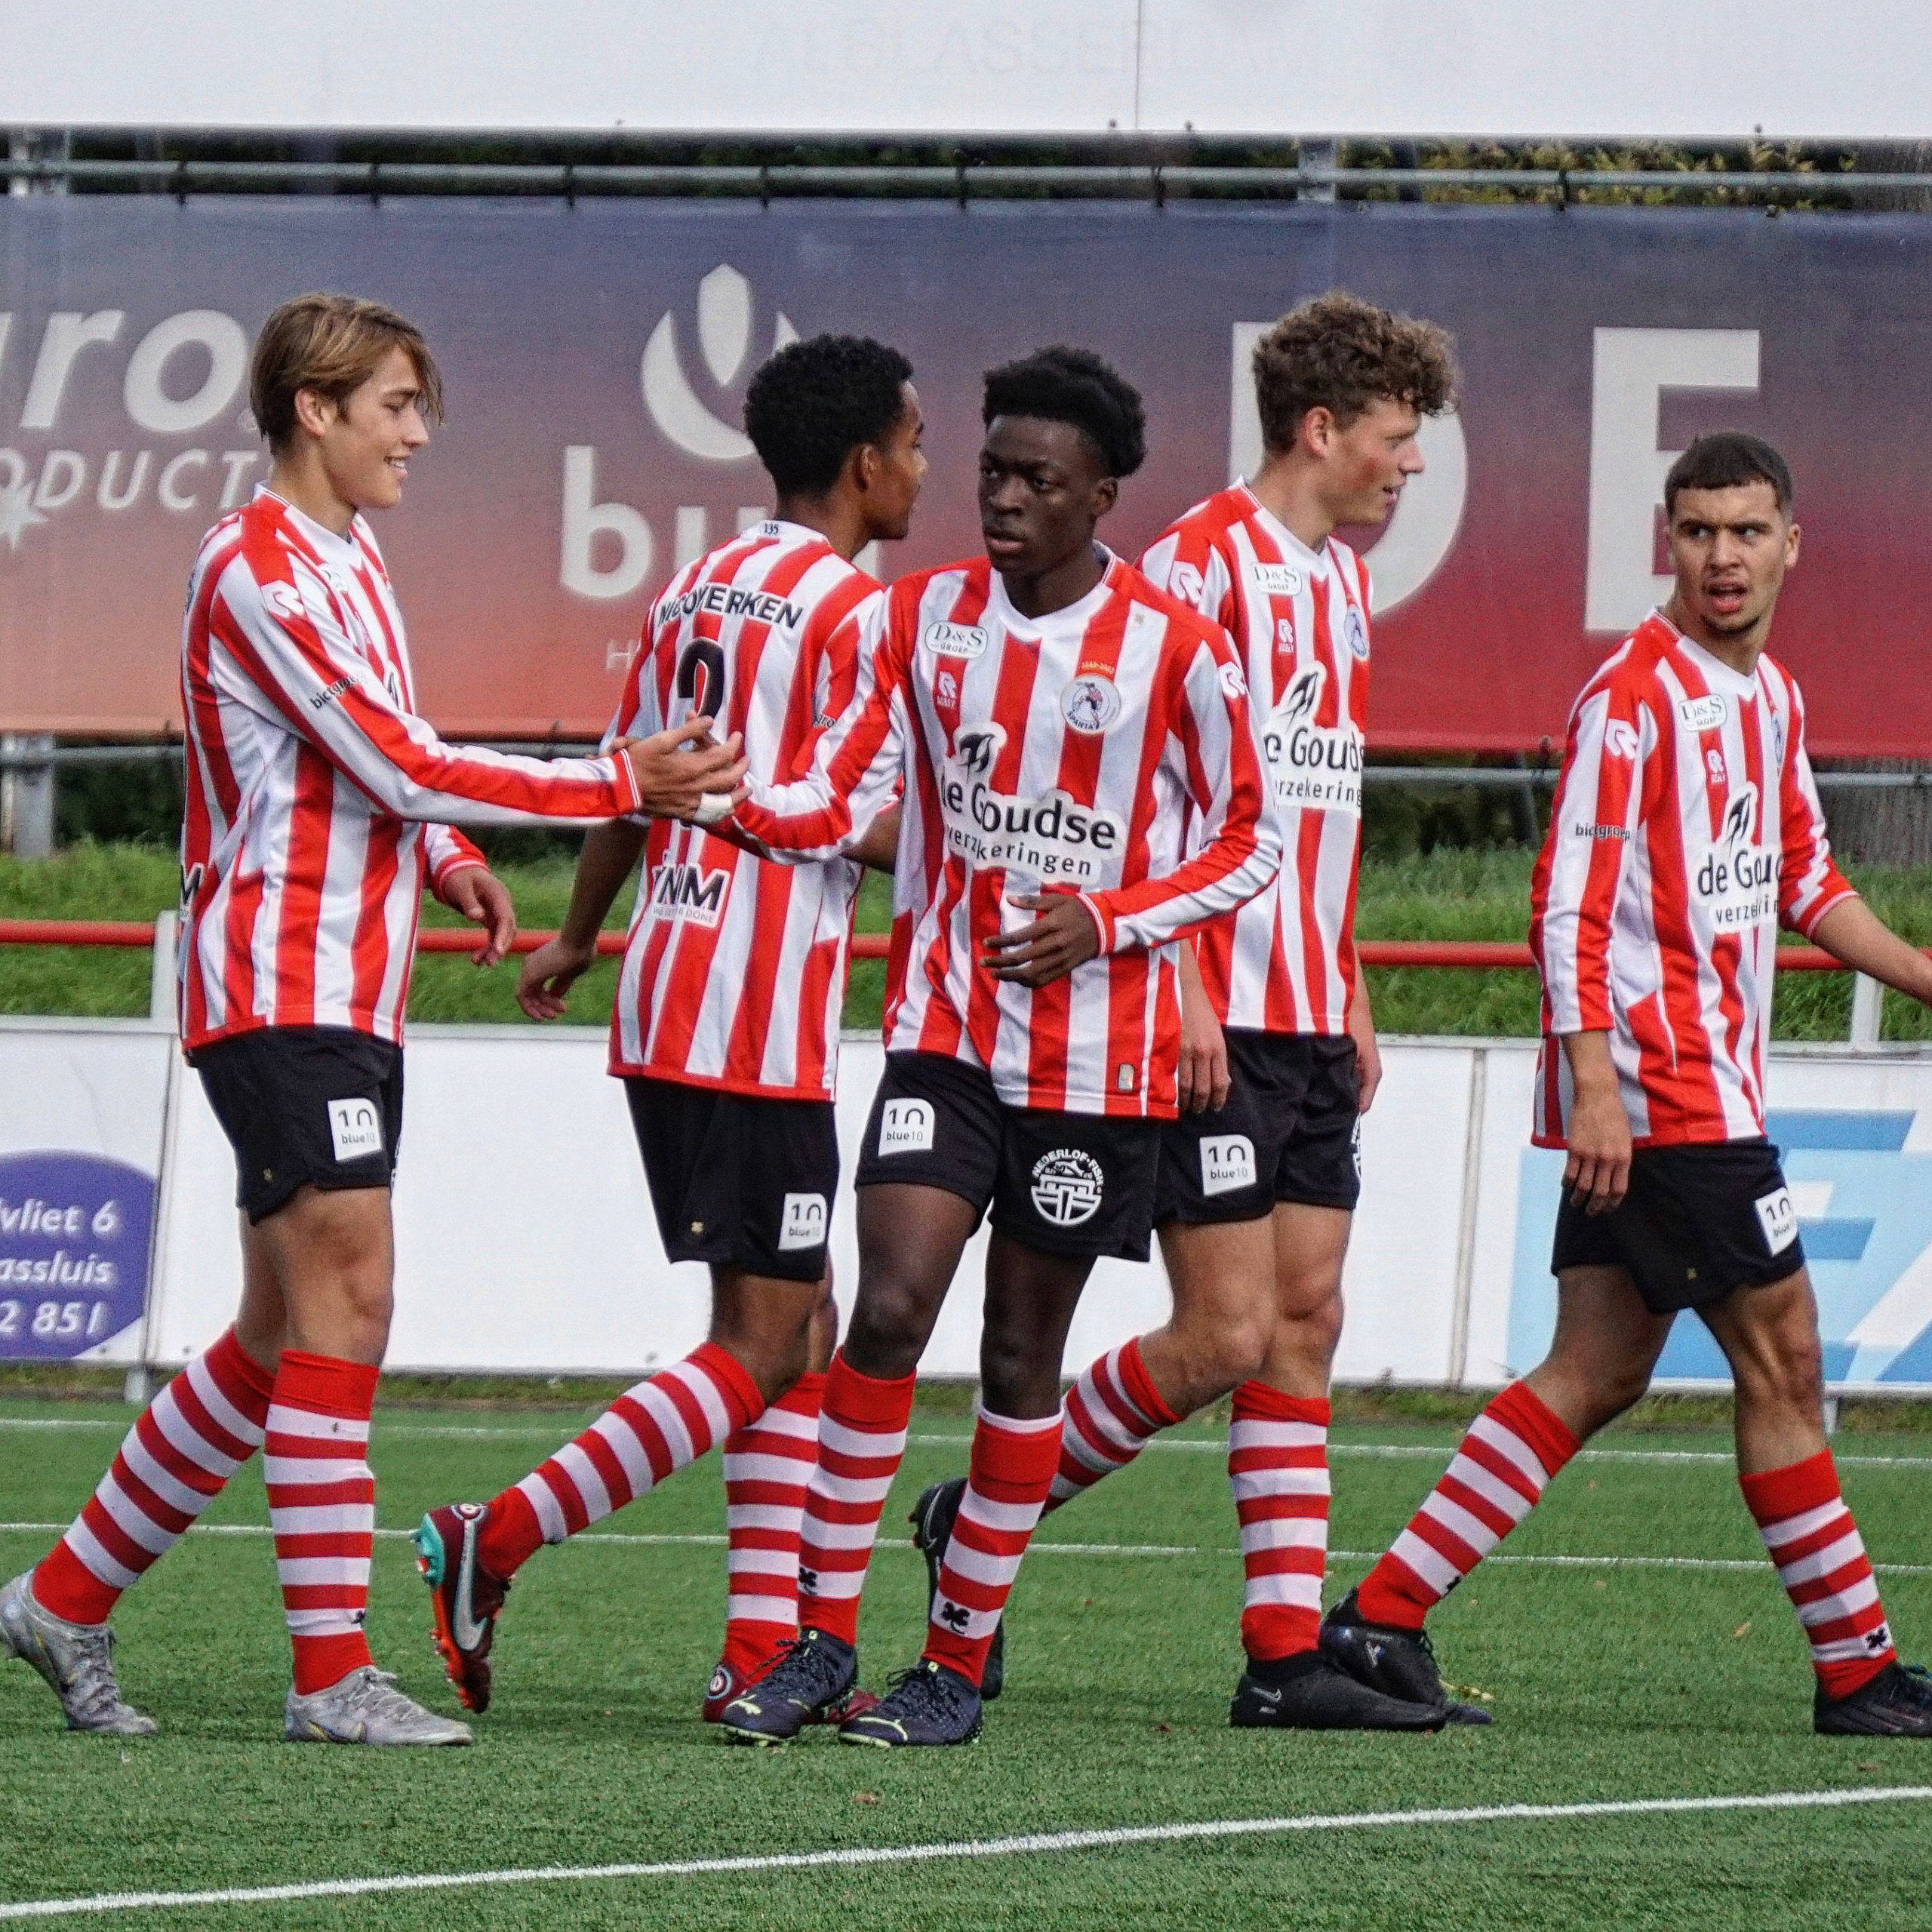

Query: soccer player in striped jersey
414;335;923;1725
715;346;1281;1747
912;294;1462;1730
0;295;743;1746
1322;435;1932;1738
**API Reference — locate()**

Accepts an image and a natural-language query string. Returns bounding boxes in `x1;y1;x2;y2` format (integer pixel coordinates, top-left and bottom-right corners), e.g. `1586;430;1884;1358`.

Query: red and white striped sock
1355;1380;1580;1632
716;1370;824;1686
1047;1338;1181;1512
1740;1449;1897;1700
1228;1383;1332;1662
266;1351;380;1697
478;1342;762;1580
921;1406;1061;1688
32;1328;273;1626
795;1351;915;1647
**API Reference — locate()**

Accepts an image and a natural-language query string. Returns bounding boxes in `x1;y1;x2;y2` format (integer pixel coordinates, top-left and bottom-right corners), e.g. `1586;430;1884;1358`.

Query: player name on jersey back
608;521;879;1100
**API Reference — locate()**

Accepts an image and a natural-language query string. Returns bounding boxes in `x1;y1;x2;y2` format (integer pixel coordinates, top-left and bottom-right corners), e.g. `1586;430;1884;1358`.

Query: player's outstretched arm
1808;897;1932;1009
516;817;651;1020
620;720;748;821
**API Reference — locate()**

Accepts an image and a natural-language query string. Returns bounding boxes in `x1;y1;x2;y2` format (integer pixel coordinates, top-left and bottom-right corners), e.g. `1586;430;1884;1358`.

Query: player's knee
979;1329;1058;1418
841;1287;928;1380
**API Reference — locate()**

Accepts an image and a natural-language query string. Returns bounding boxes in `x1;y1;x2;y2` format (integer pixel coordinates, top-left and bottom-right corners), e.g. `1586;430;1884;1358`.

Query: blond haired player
1;294;742;1746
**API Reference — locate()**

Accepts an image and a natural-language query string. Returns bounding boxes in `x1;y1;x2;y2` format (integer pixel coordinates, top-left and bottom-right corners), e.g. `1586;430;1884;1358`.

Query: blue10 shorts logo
1030;1149;1105;1227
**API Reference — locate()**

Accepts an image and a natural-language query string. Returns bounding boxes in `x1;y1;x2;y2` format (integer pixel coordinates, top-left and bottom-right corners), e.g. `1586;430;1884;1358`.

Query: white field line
5;1417;1930;1469
0;1521;1925;1576
3;1784;1929;1922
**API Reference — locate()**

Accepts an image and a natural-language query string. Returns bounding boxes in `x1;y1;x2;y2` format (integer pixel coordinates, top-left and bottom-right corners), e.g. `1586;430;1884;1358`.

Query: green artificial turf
9;844;1932;1043
3;1395;1930;1927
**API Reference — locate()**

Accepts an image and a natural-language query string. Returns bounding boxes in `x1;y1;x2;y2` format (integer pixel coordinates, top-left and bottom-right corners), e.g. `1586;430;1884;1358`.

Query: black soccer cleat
909;1478;1004;1701
1229;1652;1449;1731
715;1628;862;1746
1319;1586;1493;1726
1815;1661;1932;1737
839;1657;983;1748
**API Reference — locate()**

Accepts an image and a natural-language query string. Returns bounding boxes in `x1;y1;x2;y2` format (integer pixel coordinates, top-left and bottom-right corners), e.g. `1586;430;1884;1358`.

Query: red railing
0;918;1870;971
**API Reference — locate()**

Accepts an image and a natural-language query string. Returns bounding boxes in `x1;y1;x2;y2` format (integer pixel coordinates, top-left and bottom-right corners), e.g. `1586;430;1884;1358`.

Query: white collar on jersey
1234;480;1330;571
749;517;832;551
254;484;367;564
1651;608;1763;697
983;544;1121;641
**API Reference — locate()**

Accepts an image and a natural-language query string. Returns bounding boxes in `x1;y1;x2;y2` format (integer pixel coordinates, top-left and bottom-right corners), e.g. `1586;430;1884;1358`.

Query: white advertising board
4;2;1931;140
10;1016;1929;1392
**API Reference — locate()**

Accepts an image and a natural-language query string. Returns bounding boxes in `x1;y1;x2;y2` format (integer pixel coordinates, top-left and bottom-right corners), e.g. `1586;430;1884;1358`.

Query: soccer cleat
716;1627;862;1745
1815;1662;1932;1737
704;1653;879;1728
414;1503;509;1715
284;1666;473;1746
1318;1586;1493;1725
1229;1653;1447;1731
839;1658;983;1748
909;1478;1004;1700
0;1571;157;1737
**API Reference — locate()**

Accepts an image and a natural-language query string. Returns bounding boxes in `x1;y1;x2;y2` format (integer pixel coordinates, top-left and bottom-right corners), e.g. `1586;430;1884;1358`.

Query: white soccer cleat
283;1665;474;1746
0;1570;158;1737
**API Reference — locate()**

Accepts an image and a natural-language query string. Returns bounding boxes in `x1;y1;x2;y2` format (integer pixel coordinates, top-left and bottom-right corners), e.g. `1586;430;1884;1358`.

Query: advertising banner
5;197;1930;753
0;1021;170;1364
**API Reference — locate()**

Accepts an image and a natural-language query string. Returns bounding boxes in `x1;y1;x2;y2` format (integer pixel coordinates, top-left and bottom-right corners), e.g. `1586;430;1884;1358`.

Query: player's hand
1177;987;1230;1113
441;865;516;968
517;934;599;1021
1564;1084;1632;1214
619;719;747;821
980;894;1103;987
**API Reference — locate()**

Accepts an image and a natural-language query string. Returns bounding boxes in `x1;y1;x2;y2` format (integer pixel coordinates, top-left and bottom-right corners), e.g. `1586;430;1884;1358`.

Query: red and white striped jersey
180;489;641;1053
733;553;1281;1118
1140;483;1371;1035
606;521;879;1097
1531;612;1856;1148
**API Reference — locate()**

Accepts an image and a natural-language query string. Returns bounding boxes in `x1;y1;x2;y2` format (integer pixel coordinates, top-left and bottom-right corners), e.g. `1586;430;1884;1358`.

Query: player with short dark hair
414;334;923;1725
911;291;1462;1729
1321;433;1932;1738
0;293;743;1746
714;346;1280;1747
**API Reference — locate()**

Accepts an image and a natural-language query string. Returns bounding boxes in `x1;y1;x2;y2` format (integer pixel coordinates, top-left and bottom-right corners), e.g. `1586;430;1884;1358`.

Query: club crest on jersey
1343;608;1369;661
1030;1148;1104;1226
878;1098;935;1155
1679;694;1727;732
1060;673;1121;734
924;621;989;660
778;1192;828;1252
1199;1135;1257;1197
648;862;730;928
1250;561;1305;598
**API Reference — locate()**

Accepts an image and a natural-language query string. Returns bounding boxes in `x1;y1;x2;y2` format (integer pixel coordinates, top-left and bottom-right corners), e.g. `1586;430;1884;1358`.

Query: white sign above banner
3;1;1931;138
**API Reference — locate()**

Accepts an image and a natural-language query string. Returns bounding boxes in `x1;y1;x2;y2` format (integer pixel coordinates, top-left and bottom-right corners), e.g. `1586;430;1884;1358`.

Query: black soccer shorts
192;1025;403;1224
1155;1030;1361;1226
626;1075;839;1283
851;1051;1161;1262
1549;1136;1807;1314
